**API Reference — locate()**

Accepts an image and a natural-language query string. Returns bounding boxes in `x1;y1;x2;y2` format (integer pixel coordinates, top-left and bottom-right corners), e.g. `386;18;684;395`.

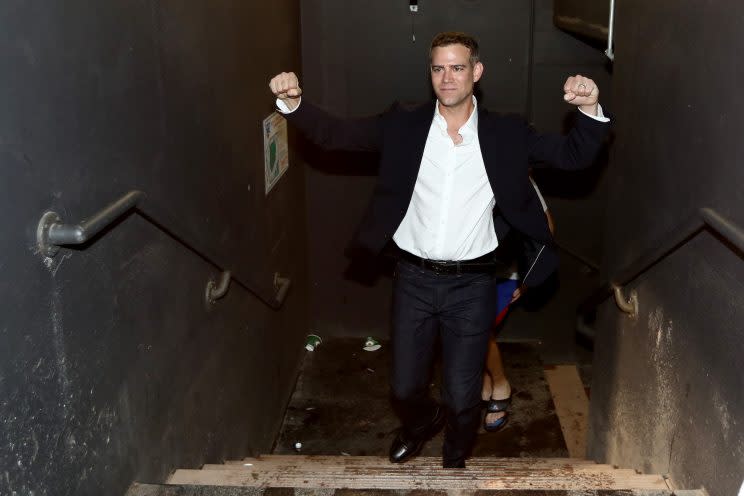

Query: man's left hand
563;75;599;116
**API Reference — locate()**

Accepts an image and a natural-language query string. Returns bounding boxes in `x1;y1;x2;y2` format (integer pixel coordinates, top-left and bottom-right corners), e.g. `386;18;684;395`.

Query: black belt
397;248;508;275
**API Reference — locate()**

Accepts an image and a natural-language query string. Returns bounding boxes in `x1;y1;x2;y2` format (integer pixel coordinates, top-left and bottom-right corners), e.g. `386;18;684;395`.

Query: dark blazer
284;99;610;287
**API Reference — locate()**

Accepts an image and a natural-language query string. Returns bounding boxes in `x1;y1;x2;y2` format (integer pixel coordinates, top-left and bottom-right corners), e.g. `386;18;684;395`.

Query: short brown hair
429;32;480;66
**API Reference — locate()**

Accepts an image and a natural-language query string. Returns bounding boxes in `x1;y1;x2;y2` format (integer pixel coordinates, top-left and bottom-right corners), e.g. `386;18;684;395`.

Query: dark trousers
390;259;501;465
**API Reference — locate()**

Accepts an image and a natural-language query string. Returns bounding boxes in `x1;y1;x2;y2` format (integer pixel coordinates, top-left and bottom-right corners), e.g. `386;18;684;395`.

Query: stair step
218;456;622;477
229;455;598;466
203;464;632;476
131;482;679;496
167;455;668;491
222;456;601;471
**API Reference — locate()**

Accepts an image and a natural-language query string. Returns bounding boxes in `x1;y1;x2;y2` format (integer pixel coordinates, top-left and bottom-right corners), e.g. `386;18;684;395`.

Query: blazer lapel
410;100;435;161
404;101;436;191
478;108;499;197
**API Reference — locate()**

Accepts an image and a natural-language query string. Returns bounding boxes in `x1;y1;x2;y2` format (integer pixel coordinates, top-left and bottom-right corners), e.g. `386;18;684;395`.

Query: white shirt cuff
579;103;609;122
275;97;301;114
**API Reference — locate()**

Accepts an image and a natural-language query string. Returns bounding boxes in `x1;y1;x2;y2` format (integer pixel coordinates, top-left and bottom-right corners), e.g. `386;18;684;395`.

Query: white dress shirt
393;97;496;261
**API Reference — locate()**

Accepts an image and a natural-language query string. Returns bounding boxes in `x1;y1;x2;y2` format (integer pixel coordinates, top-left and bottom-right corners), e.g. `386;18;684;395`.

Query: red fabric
492;304;511;328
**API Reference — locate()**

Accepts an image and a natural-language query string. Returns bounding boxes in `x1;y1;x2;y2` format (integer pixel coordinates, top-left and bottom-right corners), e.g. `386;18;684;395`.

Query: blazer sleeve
282;100;384;153
526;110;611;170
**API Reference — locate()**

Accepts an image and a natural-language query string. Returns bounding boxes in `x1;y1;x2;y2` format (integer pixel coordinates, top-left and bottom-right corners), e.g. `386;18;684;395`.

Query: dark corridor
1;2;742;496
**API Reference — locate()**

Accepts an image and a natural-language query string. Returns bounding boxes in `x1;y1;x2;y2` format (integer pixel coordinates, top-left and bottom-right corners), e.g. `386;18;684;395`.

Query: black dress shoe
389;431;423;464
389;407;445;463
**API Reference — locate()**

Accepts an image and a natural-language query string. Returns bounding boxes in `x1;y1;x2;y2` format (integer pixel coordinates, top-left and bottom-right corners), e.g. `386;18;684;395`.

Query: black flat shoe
484;394;512;432
389;406;445;464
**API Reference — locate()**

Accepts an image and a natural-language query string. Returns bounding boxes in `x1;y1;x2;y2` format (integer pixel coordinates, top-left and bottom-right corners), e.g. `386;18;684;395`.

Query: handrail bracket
37;211;62;257
273;272;292;307
205;271;232;307
612;284;638;317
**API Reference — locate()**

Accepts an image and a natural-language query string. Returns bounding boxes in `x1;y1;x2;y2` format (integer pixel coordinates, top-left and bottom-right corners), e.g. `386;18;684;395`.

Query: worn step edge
129;482;679;496
167;469;667;490
230;455;597;466
255;455;596;462
202;463;626;474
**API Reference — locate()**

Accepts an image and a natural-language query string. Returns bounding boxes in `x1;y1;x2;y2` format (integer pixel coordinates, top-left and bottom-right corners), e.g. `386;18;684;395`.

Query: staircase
127;454;694;495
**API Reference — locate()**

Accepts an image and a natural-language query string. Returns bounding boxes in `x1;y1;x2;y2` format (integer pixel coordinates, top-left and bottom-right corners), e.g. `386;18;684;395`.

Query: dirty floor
273;338;567;458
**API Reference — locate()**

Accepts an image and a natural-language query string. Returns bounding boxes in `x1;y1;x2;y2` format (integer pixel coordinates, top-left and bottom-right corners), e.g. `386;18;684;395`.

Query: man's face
430;44;483;109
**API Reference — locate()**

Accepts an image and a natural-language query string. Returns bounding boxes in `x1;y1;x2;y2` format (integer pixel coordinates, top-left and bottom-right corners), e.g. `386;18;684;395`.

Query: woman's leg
483;335;511;426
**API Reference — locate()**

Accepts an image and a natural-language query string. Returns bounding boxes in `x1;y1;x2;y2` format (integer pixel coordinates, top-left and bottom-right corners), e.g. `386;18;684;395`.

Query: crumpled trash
363;336;381;351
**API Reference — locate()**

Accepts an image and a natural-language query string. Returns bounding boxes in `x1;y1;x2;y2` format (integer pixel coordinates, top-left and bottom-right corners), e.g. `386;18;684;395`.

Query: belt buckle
430;261;454;275
425;260;442;274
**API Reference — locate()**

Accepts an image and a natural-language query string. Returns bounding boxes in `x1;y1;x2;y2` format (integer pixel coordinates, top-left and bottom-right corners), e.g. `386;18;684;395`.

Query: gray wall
530;0;611;266
0;2;307;495
588;2;744;494
300;0;610;338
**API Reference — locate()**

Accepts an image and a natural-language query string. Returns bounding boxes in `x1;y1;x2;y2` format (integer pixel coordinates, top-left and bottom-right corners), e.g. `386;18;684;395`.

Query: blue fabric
496;279;519;313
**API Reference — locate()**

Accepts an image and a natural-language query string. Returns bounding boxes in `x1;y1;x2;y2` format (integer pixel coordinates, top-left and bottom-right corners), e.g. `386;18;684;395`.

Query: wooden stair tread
205;462;629;472
168;468;667;490
210;462;619;473
131;482;682;496
231;455;597;465
167;455;668;490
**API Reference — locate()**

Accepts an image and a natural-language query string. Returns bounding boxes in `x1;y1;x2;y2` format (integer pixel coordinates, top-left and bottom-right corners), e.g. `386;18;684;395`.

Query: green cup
305;334;322;351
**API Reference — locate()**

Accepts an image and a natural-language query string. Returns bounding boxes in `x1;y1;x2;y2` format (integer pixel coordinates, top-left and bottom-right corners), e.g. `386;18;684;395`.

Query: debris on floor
275;338;569;458
305;333;322;351
363;336;381;351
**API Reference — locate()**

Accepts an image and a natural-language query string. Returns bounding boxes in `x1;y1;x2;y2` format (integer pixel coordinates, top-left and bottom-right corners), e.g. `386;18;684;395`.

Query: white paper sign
263;112;289;194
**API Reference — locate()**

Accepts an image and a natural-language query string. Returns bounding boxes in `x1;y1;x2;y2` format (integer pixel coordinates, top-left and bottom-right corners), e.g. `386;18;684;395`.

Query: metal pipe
612;214;702;288
577;207;743;339
35;190;292;310
584;207;741;320
701;207;744;253
605;0;615;61
46;190;144;246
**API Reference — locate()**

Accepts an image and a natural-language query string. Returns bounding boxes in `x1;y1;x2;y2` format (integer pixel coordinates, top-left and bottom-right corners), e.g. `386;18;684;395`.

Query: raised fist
563;74;599;115
269;72;302;111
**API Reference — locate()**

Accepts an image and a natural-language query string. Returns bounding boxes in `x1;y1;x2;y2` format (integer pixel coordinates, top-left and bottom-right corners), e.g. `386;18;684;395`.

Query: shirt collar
433;96;479;140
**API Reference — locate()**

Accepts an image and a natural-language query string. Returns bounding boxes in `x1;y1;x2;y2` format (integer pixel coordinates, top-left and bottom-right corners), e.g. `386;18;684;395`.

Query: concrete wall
0;2;307;495
588;2;744;494
530;0;611;267
300;0;610;338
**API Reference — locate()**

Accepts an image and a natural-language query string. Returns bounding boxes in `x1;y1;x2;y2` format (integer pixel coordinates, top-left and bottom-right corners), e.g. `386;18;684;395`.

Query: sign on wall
263;112;289;195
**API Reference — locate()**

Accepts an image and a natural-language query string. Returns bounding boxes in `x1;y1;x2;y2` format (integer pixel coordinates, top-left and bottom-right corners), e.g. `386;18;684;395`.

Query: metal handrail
579;207;743;318
605;0;616;61
36;190;291;310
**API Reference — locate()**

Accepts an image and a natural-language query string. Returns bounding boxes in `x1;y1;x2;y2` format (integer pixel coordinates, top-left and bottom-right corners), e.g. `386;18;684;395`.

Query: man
269;32;610;468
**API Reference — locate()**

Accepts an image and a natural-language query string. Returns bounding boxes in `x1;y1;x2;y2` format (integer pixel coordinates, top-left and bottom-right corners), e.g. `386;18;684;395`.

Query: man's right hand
269;72;302;111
